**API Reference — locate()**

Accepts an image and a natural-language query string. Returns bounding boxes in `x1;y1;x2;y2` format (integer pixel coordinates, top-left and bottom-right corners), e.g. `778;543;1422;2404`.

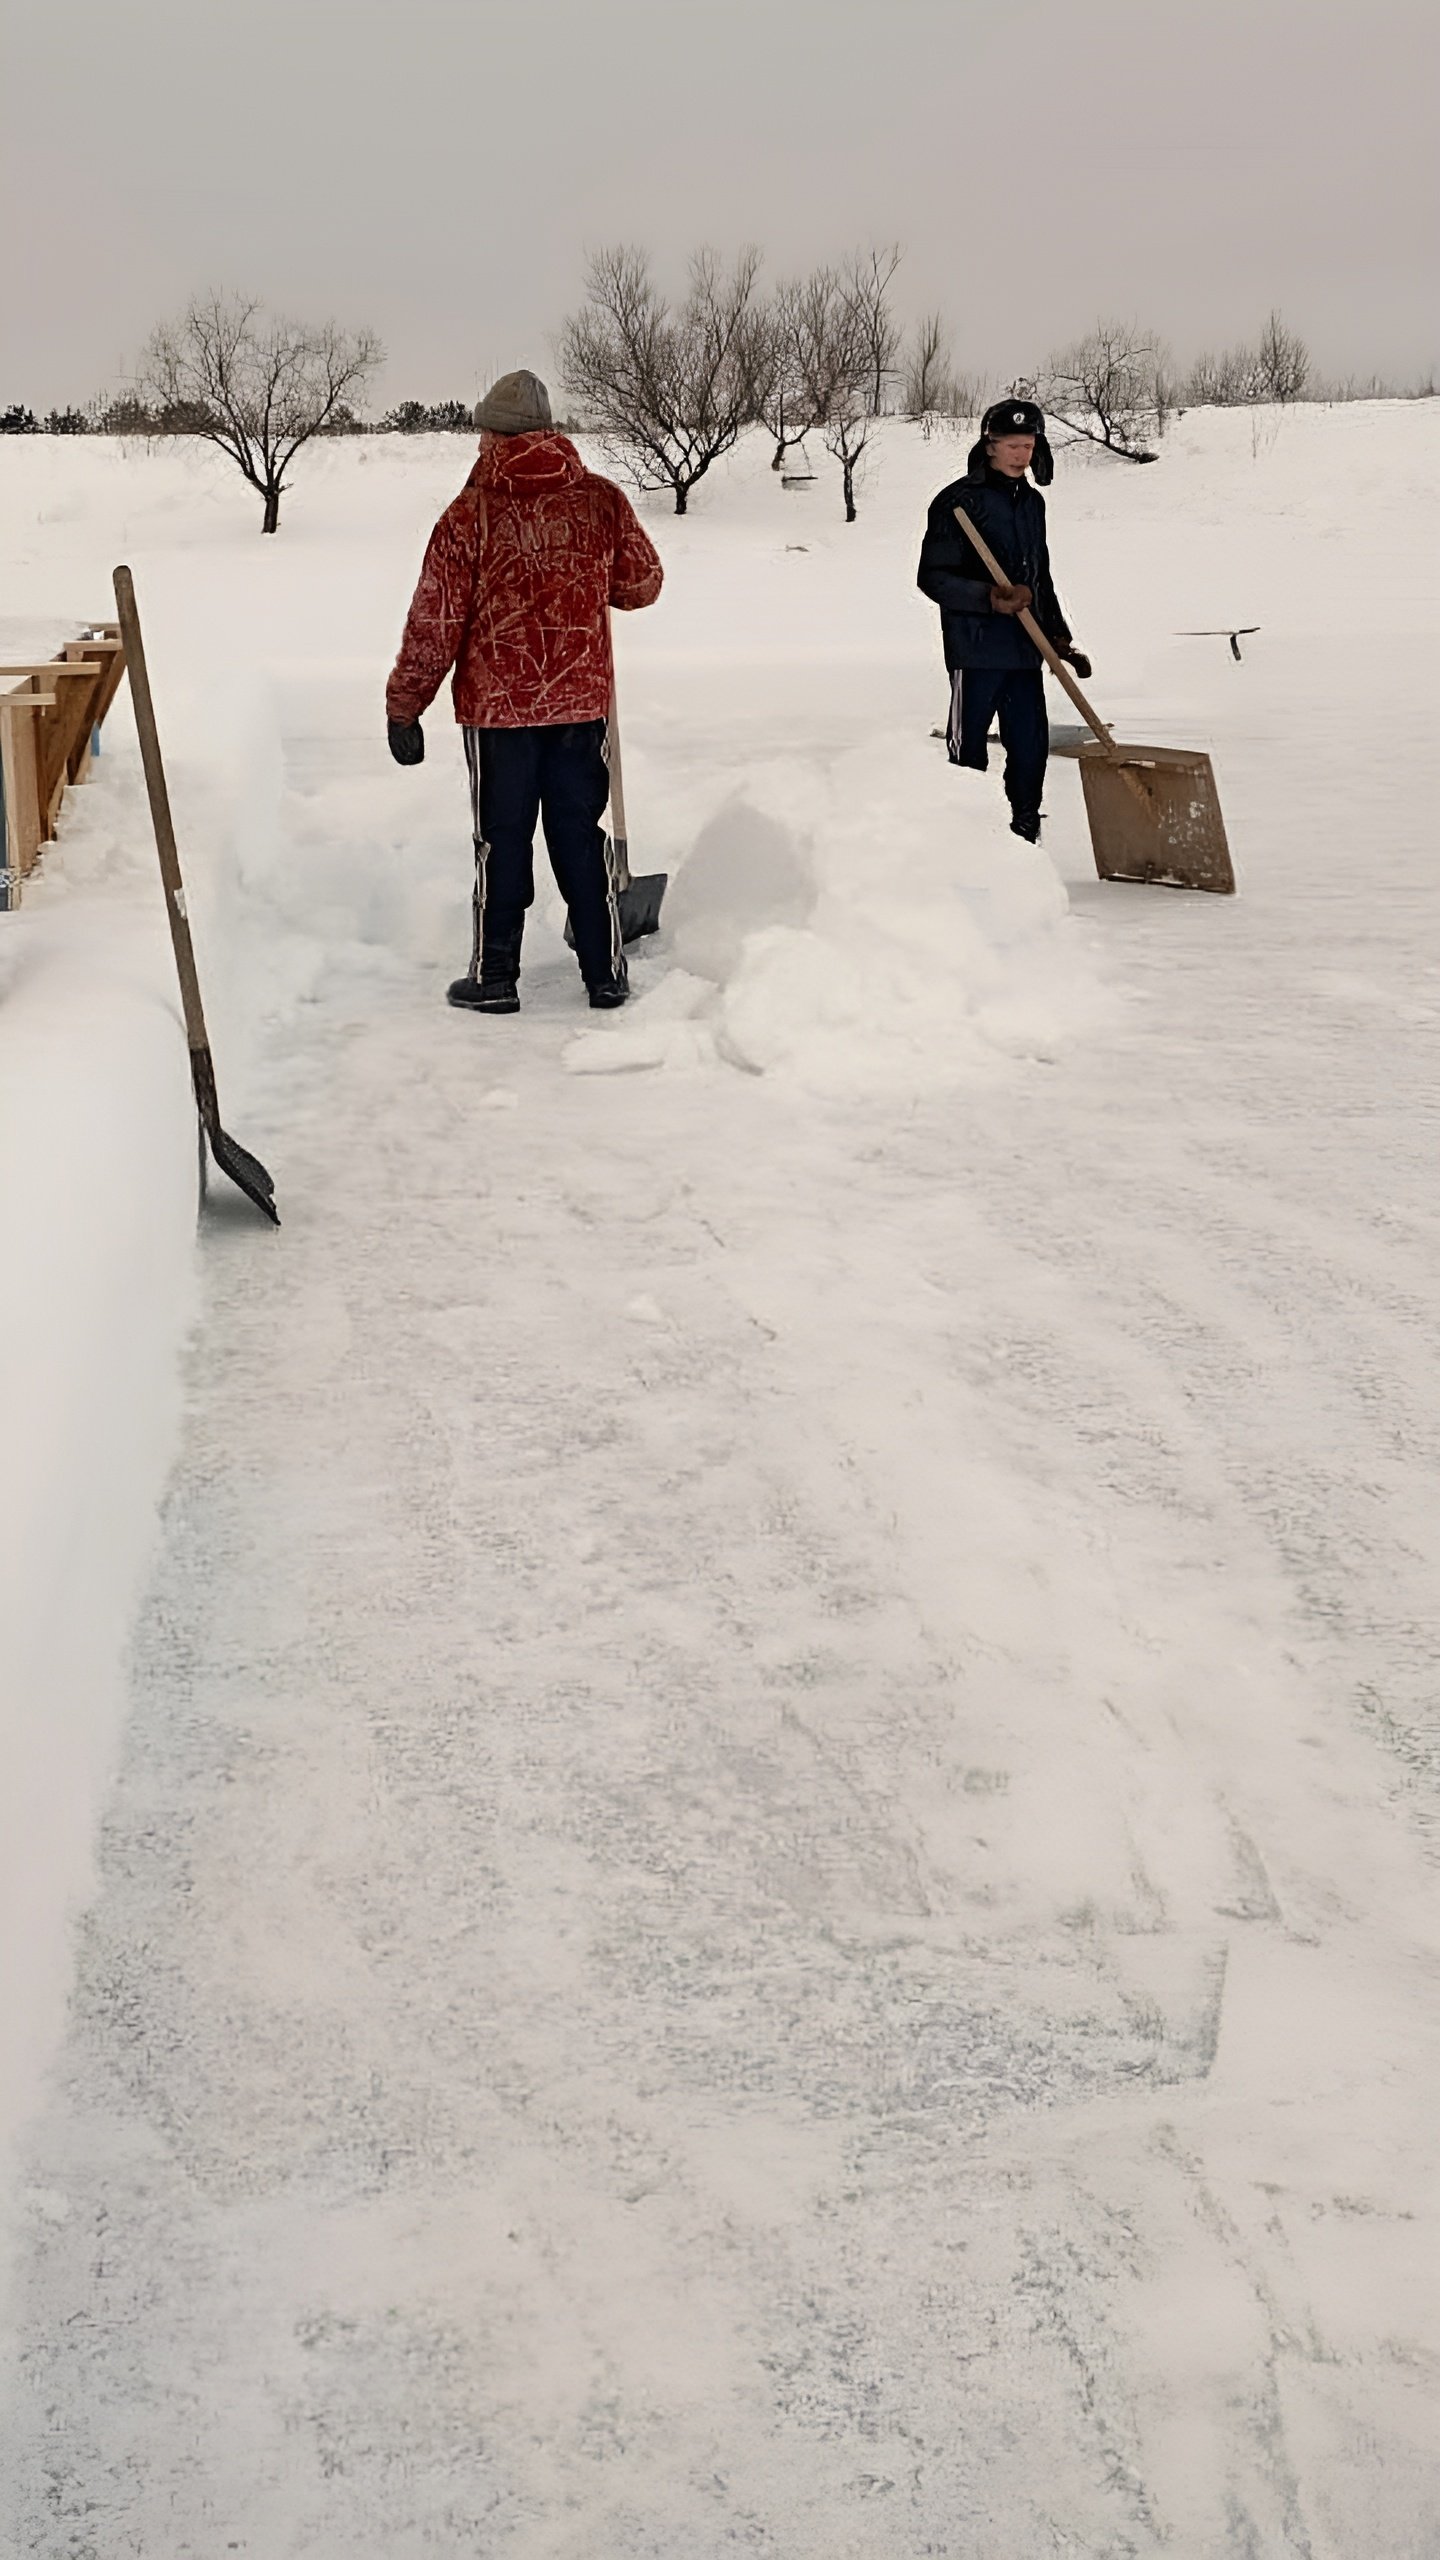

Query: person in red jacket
387;369;664;1013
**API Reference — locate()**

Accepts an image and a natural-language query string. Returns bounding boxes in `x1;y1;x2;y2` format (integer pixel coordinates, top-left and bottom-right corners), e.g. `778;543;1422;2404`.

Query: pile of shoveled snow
565;732;1109;1086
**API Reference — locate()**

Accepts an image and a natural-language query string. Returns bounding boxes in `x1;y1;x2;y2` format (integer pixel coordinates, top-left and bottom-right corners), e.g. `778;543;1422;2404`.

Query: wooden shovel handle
605;606;632;890
605;685;628;855
112;565;213;1066
952;505;1117;756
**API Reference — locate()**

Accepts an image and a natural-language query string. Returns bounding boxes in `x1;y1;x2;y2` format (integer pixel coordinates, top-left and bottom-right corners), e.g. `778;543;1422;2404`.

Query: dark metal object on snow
952;506;1236;895
111;566;280;1225
1179;628;1261;661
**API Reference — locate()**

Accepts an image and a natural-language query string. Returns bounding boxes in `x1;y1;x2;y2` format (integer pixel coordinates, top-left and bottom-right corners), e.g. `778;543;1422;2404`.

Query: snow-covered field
1;405;1438;2554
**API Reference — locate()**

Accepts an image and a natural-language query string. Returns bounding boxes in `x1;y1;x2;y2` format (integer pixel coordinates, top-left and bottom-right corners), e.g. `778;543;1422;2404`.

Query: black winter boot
450;919;523;1013
448;972;519;1013
586;970;630;1011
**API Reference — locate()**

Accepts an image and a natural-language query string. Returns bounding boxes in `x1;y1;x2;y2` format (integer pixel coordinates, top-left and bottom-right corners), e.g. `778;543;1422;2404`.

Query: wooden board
67;635;126;782
1075;744;1235;895
0;691;45;899
37;663;106;827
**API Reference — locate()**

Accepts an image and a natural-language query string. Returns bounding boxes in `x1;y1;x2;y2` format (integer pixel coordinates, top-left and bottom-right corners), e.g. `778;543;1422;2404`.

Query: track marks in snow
9;566;1440;2549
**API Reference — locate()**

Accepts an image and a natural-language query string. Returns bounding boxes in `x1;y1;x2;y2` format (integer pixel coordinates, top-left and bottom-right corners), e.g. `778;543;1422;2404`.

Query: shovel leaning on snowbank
952;506;1235;894
602;681;668;942
112;567;280;1225
564;665;668;952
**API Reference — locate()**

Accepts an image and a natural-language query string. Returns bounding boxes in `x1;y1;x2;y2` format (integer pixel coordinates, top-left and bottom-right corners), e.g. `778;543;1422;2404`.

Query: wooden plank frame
0;626;128;910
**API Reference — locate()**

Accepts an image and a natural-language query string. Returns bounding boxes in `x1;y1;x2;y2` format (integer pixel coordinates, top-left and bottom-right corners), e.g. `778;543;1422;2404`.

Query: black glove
387;717;424;767
1061;648;1092;681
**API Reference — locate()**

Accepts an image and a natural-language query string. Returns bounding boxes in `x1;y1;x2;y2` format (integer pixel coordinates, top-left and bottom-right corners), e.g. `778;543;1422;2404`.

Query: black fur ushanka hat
970;396;1054;485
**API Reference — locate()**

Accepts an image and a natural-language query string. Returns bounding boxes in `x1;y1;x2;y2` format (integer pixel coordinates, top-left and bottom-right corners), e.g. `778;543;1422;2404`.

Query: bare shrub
94;394;155;435
1185;315;1309;409
136;292;381;529
1256;310;1310;403
379;398;473;433
1184;346;1260;406
559;245;767;515
941;370;989;423
1043;320;1169;461
900;320;991;438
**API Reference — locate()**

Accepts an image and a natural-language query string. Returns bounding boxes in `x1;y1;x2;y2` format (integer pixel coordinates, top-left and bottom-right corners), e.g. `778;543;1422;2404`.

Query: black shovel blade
616;871;667;942
564;865;669;949
190;1046;280;1224
208;1122;280;1225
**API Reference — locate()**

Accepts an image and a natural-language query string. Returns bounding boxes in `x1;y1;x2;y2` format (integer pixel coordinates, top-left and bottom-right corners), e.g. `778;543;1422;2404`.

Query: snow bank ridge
565;732;1109;1089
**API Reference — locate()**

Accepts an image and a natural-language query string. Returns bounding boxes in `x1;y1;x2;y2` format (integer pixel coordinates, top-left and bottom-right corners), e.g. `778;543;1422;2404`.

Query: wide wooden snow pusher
112;567;280;1227
952;506;1235;894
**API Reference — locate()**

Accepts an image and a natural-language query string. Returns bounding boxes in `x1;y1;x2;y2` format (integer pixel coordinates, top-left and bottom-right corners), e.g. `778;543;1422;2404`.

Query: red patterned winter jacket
386;434;664;729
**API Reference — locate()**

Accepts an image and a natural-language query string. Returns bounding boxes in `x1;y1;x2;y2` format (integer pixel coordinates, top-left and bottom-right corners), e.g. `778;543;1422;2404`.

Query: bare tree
779;268;874;520
823;382;873;522
902;311;950;421
1043;319;1169;462
1256;310;1310;403
559;245;767;514
1152;356;1181;437
843;244;904;416
136;293;381;530
754;280;825;470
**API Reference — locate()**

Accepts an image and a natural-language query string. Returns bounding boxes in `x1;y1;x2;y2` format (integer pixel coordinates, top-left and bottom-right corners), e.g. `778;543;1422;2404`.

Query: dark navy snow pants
462;720;621;988
947;666;1048;832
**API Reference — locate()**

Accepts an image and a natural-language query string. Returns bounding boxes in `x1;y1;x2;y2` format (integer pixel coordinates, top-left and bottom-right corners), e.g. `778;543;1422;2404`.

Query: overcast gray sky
4;0;1436;409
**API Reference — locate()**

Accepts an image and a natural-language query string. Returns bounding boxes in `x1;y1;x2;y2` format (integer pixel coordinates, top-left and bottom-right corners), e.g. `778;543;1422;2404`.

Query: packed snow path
3;415;1439;2554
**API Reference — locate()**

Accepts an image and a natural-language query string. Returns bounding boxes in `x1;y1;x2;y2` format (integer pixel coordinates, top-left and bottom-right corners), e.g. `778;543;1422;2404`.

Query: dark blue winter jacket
917;448;1071;673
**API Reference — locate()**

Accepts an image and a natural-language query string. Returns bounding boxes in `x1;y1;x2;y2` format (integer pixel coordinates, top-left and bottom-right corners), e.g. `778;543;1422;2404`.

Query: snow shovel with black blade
112;567;280;1225
564;676;667;950
952;506;1235;894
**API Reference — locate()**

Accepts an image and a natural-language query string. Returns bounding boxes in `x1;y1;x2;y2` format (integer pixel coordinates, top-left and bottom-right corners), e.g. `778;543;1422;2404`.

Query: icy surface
2;410;1439;2553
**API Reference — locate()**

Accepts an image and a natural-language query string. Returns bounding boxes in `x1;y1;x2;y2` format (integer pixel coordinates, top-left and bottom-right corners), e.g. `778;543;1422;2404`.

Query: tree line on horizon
2;255;1432;532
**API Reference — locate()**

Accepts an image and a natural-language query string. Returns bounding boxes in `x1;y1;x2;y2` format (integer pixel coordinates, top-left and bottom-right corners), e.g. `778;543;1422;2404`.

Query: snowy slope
1;405;1439;2555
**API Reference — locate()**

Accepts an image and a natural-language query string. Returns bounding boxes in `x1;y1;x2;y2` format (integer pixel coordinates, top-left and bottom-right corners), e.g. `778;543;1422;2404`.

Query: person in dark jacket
916;397;1090;843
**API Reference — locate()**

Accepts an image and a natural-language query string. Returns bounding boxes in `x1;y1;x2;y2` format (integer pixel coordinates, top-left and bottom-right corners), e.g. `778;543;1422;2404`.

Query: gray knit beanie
473;369;553;436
